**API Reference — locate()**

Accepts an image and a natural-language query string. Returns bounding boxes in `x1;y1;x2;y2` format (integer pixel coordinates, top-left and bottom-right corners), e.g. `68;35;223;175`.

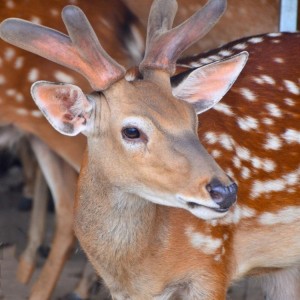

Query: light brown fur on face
83;77;231;216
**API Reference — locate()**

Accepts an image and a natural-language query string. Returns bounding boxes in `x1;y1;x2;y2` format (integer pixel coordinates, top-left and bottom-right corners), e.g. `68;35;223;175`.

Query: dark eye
122;127;141;139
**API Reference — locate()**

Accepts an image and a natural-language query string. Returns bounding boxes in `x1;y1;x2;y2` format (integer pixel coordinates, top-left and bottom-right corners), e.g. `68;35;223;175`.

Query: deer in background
1;0;300;299
123;0;279;54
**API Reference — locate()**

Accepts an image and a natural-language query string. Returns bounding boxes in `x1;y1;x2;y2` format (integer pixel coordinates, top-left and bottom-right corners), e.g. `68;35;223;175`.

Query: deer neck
74;156;167;272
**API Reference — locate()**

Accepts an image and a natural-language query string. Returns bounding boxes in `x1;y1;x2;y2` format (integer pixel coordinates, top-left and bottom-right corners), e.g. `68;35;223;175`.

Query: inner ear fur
172;52;249;114
31;81;94;136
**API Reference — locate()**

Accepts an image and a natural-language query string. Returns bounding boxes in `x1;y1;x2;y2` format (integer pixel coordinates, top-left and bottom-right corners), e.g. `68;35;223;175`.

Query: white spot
211;150;221;158
283;170;299;186
260;75;275;85
199;58;213;65
251;179;286;198
4;48;15;61
204;132;218;144
248;37;264;44
262;159;276;172
208;55;222;61
265;103;282;118
268;33;282;37
233;156;241;169
30;16;41;24
6;89;16;96
264;133;282;150
239;88;256;101
219;134;234;151
54;71;75;83
16;93;24;102
213;103;234;116
237;116;258;131
6;0;15;8
284;98;295;106
28;68;39;82
233;43;247;50
16;108;29;116
271;39;281;44
241;167;251;179
188;61;201;68
250;156;276;172
259;207;300;225
14;56;24;69
282;129;300;144
251;157;262;169
251;167;300;198
0;75;6;85
283;80;299;95
262;118;274;125
235;146;251;161
50;8;59;16
223;234;229;241
185;226;222;254
31;110;43;118
273;57;284;64
218;50;233;57
252;76;264;85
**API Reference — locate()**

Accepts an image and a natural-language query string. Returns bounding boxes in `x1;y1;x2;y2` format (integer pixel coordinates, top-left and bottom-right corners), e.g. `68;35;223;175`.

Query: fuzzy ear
172;52;248;114
31;81;94;136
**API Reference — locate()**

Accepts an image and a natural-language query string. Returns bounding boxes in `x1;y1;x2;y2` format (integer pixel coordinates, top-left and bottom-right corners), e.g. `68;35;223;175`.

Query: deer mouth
186;201;229;213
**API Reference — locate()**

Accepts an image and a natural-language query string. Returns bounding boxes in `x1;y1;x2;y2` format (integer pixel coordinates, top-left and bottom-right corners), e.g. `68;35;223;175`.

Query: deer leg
18;138;38;211
28;136;77;300
255;267;300;300
17;166;48;284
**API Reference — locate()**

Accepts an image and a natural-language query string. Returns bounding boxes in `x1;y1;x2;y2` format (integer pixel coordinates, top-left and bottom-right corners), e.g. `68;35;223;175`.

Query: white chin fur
189;206;228;220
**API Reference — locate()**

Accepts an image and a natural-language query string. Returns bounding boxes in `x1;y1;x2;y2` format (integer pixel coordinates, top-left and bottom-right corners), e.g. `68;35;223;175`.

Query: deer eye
122;127;141;140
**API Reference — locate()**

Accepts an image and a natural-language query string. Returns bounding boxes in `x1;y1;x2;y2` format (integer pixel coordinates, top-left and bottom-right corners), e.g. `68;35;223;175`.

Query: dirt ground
0;153;265;300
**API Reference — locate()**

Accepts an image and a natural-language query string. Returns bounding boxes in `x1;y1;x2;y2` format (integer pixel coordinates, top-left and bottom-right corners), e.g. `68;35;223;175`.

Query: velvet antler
0;6;125;91
139;0;226;76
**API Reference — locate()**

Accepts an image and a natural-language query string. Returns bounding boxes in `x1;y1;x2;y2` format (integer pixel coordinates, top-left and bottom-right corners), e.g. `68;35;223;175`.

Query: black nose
206;178;237;210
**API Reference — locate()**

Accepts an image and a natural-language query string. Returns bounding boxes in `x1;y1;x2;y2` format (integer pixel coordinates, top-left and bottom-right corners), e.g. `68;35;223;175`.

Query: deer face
30;52;247;220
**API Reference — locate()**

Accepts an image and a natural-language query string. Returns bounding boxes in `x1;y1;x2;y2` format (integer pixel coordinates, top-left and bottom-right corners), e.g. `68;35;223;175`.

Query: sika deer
1;0;299;299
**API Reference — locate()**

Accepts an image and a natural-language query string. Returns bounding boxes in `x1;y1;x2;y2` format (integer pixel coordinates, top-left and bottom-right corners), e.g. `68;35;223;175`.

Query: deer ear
31;81;94;136
172;52;248;114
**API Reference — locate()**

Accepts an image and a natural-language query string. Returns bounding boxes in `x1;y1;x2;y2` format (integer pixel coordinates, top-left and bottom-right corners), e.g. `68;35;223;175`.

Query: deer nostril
206;178;238;209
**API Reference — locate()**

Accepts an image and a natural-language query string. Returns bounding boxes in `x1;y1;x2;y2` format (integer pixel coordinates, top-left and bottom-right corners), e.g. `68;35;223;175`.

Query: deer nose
206;178;237;210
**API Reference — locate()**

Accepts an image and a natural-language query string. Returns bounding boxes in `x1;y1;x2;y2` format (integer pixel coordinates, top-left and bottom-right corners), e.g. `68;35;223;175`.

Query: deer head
0;0;248;220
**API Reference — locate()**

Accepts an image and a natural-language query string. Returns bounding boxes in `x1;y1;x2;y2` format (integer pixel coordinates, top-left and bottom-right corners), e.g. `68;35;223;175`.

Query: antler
139;0;226;76
0;6;126;91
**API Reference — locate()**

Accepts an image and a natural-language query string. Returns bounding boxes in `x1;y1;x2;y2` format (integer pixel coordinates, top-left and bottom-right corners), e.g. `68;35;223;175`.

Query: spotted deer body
74;33;300;299
0;0;299;299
